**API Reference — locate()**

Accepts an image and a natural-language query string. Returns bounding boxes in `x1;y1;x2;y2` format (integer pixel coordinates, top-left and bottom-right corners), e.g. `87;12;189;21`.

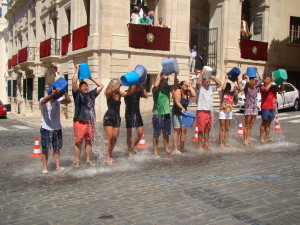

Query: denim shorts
261;109;275;120
152;114;171;137
40;128;62;151
172;114;183;129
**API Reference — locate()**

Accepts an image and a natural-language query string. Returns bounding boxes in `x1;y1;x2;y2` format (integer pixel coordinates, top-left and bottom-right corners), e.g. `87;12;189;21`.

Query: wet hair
79;81;88;88
106;79;120;92
224;82;231;92
177;80;186;89
249;79;256;87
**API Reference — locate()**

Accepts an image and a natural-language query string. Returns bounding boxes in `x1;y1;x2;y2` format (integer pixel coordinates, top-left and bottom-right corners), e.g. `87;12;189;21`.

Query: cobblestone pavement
0;110;300;225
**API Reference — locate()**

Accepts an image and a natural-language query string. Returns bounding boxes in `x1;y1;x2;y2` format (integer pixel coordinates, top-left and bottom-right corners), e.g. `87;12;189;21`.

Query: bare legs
244;115;256;145
42;149;62;171
74;140;93;167
260;119;272;142
127;126;144;158
198;130;212;151
172;127;187;153
104;126;120;165
219;119;231;148
153;134;171;156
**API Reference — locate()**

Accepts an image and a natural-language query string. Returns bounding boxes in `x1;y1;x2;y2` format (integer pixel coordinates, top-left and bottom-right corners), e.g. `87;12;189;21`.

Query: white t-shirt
40;97;63;131
190;49;197;59
197;85;217;111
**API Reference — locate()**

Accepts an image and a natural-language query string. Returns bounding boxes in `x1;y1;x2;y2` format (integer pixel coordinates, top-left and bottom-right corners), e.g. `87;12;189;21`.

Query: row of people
39;65;284;173
130;6;168;27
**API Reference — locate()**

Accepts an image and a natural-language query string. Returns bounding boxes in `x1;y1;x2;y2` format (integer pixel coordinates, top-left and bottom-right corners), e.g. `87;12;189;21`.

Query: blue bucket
182;111;197;127
46;78;68;100
227;67;241;82
134;64;148;84
78;63;91;79
121;71;139;86
161;58;179;75
246;67;257;78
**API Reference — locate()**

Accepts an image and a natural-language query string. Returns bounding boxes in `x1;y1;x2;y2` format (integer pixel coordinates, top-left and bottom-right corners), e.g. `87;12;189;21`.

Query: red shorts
73;120;95;143
196;110;212;131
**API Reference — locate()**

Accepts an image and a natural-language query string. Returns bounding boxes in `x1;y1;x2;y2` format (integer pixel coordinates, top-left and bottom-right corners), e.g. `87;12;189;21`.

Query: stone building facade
1;0;300;119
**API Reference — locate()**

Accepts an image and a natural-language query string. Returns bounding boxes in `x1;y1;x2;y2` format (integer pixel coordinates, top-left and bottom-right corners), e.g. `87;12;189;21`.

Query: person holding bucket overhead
218;75;242;148
243;73;263;145
152;69;179;156
124;65;149;158
172;81;196;154
103;79;137;165
196;68;222;151
259;74;285;143
72;64;104;168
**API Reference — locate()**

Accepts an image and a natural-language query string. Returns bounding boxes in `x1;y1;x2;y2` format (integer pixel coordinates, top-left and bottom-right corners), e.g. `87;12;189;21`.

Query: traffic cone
273;116;282;132
192;125;199;142
31;136;42;158
137;134;148;147
236;120;244;137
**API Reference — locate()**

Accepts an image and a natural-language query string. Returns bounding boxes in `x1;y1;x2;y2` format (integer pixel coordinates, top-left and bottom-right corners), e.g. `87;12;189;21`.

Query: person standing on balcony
155;17;168;28
189;45;197;72
39;88;71;174
152;70;179;157
139;12;151;25
196;69;222;151
147;10;155;25
72;64;104;168
259;75;285;143
131;6;141;24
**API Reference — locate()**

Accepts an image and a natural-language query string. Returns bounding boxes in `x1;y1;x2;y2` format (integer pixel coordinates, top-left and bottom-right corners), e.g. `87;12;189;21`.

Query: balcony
40;38;61;62
72;25;88;51
18;47;37;66
128;23;171;51
11;54;18;67
61;33;71;55
239;39;268;61
8;59;12;70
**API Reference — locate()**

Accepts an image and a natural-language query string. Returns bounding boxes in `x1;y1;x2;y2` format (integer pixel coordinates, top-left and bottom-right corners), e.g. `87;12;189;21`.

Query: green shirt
139;17;150;24
152;85;171;115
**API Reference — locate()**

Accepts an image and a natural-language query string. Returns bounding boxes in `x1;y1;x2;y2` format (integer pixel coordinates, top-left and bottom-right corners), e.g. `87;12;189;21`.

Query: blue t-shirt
73;88;98;122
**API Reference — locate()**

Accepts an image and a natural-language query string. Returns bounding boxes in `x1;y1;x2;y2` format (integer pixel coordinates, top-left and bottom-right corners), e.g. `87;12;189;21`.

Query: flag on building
240;39;268;61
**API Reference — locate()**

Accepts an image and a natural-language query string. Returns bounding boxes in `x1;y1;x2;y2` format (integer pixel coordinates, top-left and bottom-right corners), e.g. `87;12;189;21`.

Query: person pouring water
72;64;104;168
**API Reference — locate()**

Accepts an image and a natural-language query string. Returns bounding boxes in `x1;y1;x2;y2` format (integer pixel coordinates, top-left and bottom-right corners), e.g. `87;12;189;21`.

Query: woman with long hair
244;74;263;145
218;75;241;148
172;81;196;154
103;79;136;165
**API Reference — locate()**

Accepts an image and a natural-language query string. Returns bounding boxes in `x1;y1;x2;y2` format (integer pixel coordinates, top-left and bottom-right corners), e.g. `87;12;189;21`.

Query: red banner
61;33;71;55
11;54;18;66
8;59;12;69
40;39;51;58
240;39;268;61
72;25;88;51
128;23;171;51
18;47;28;63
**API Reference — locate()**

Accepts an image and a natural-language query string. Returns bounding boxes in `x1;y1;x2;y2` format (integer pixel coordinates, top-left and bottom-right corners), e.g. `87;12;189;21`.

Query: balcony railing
72;25;88;51
18;47;37;63
11;54;18;67
61;33;71;55
40;38;61;58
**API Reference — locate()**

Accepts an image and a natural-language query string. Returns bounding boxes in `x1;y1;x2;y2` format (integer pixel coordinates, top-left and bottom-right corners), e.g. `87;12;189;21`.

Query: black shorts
125;114;143;129
40;128;62;151
152;114;171;137
103;115;121;127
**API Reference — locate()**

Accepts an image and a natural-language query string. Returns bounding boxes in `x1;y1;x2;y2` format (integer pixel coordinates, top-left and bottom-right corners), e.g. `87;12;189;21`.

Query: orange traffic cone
236;120;244;137
192;125;199;142
273;116;282;132
31;136;42;158
137;134;149;147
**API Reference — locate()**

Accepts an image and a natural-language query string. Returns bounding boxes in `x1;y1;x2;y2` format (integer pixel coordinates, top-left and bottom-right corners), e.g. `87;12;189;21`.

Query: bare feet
128;151;133;159
244;141;250;146
260;138;266;143
165;149;172;154
198;147;205;151
153;150;159;157
204;146;214;150
224;142;230;147
171;150;182;155
74;162;80;169
220;143;225;148
133;149;140;155
265;136;275;142
105;160;113;166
